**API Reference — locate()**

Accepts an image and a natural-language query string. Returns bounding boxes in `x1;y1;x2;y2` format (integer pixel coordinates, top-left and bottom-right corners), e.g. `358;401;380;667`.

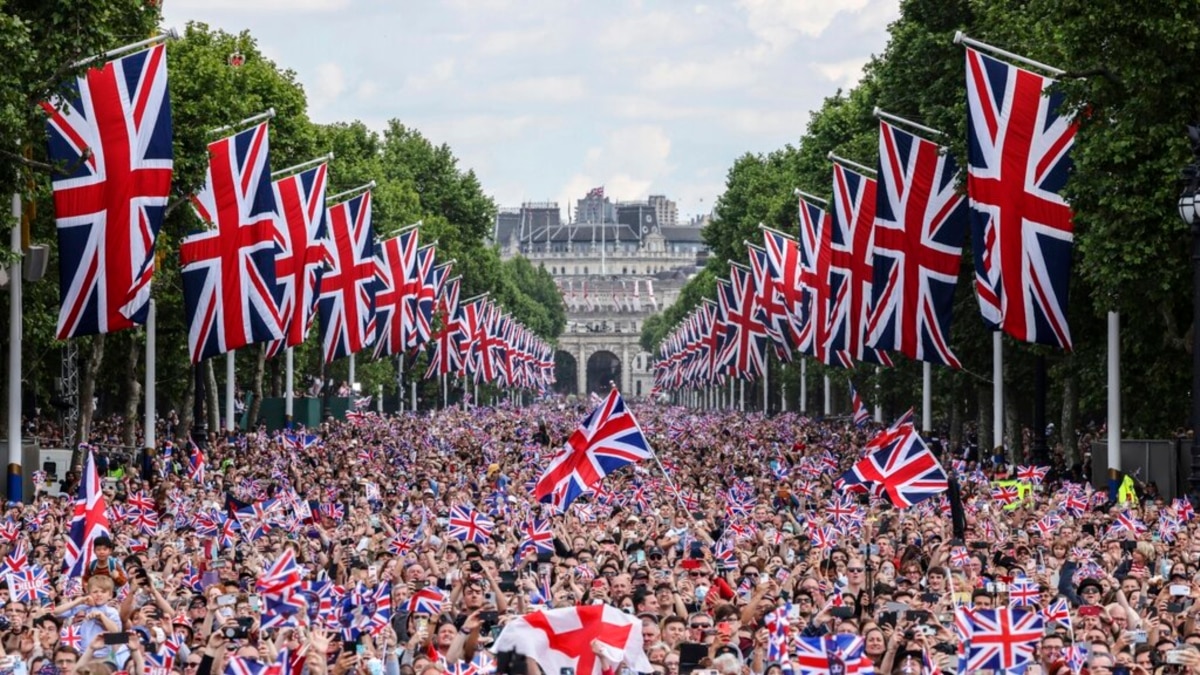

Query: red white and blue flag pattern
966;47;1076;349
267;162;328;357
319;191;376;363
372;228;419;358
839;422;948;508
64;449;111;578
534;388;654;511
181;121;282;362
868;120;967;368
828;164;891;366
44;43;173;340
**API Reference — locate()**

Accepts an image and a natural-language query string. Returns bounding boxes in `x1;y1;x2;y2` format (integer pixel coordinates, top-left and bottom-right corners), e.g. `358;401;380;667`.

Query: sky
162;0;901;223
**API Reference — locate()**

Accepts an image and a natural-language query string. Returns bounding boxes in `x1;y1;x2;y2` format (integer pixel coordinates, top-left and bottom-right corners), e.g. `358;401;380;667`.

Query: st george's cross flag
493;605;652;675
535;388;654;511
43;42;173;340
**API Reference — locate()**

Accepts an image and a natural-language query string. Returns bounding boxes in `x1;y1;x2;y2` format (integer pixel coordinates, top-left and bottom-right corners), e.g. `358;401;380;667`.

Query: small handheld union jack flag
447;505;493;544
7;566;51;603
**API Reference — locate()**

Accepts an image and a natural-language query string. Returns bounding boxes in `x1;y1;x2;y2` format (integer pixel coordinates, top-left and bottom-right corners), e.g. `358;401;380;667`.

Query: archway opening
586;350;622;395
553;351;578;396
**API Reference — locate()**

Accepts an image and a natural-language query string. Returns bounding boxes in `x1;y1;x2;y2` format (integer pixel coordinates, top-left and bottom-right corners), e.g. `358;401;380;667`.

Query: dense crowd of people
3;401;1199;675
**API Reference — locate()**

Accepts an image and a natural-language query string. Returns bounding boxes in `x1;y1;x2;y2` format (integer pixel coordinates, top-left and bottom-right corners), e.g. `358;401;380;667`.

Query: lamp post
1177;125;1200;496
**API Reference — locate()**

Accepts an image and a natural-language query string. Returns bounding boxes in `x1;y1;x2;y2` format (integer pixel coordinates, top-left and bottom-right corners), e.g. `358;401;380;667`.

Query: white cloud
309;63;346;109
725;108;812;136
404;59;456;93
488;76;586;104
736;0;872;47
813;56;871;88
356;80;379;101
638;58;753;92
169;0;349;10
419;114;541;145
556;125;674;210
476;28;564;56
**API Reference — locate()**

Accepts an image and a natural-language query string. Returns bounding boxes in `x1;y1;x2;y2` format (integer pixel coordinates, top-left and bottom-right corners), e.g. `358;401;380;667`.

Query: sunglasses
848;567;865;573
689;572;705;577
690;623;712;629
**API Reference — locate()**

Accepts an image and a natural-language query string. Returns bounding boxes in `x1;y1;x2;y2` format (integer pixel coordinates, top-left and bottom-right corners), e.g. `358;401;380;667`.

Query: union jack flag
425;275;465;378
5;541;28;573
828;163;891;366
7;565;51;603
60;624;83;651
950;546;971;567
761;229;807;356
992;484;1020;505
850;382;870;427
64;449;111;578
960;608;1043;672
1043;597;1070;626
794;634;874;675
746;243;796;360
282;433;321;451
235;499;278;541
256;548;302;601
319;191;376;363
181;121;283;362
1016;465;1049;484
267;162;329;357
518;518;555;555
447;505;493;543
840;424;948;508
1008;577;1040;607
372;228;419;358
534;388;654;511
406;244;440;350
715;263;769;380
189;443;206;483
43;42;173;340
965;47;1076;349
867;120;967;367
405;586;447;616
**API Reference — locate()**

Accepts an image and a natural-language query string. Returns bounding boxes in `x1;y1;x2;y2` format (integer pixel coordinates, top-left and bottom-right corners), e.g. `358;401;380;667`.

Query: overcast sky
163;0;900;223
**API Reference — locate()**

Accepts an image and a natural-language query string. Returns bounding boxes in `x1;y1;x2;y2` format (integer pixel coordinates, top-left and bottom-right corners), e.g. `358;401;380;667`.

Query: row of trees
0;3;564;445
643;0;1200;448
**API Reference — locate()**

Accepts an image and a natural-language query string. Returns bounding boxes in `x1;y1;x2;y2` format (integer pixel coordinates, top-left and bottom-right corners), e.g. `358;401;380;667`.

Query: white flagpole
824;375;832;416
993;332;1004;453
8;193;22;501
144;300;156;451
763;361;769;413
225;351;235;432
349;353;356;396
922;361;933;433
442;373;448;409
739;379;745;412
1108;311;1121;470
285;347;294;422
800;359;807;413
397;354;404;413
411;379;417;412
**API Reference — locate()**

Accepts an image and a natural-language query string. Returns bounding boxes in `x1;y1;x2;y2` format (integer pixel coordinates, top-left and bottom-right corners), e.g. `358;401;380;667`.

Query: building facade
495;195;706;398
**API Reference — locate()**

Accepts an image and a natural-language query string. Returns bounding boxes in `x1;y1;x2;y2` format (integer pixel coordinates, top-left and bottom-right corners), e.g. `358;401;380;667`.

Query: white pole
144;300;156;451
993;332;1003;453
739;379;745;412
922;361;933;433
1108;311;1121;471
377;384;383;413
800;359;807;413
225;351;235;432
728;379;734;410
8;194;22;502
411;379;417;412
763;365;769;414
284;347;294;421
781;381;787;413
348;353;356;394
397;355;404;413
823;375;831;416
873;366;883;423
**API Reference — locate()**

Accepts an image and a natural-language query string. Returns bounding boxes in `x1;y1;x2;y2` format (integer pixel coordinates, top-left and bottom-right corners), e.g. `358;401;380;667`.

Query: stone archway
586;350;622;395
553;351;578;396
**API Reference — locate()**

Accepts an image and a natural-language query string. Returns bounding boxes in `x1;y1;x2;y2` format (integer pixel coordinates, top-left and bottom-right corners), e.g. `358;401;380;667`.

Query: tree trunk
77;333;105;448
249;345;265;429
1061;365;1080;472
121;333;142;449
270;357;280;398
177;363;195;444
205;359;219;434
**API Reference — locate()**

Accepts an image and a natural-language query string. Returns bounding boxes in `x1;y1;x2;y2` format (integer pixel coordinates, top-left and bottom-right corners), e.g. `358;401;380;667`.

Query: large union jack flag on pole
408;247;442;350
746;243;796;361
868;120;967;368
715;263;769;380
965;46;1076;349
828;163;891;367
761;228;806;356
426;276;465;378
372;228;419;358
534;388;654;511
43;42;173;340
839;422;947;508
181;121;282;362
319;190;376;363
267;162;329;357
